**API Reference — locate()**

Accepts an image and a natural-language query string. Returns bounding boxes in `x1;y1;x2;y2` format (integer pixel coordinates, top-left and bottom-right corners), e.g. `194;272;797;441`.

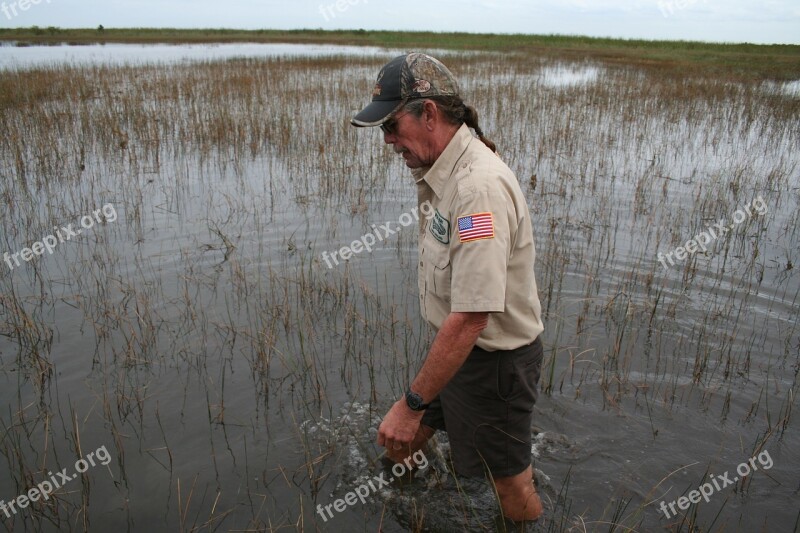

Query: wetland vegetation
0;37;798;531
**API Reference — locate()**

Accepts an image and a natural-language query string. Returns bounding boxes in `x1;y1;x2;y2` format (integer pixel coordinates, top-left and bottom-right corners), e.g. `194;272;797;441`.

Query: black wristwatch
405;390;430;411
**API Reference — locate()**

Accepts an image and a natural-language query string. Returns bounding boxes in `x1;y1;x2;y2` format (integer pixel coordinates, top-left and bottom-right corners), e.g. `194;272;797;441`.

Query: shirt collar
412;124;473;199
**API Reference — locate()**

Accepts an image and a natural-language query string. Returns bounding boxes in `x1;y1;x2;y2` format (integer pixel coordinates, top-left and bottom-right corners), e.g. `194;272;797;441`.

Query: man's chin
402;157;423;169
396;151;425;169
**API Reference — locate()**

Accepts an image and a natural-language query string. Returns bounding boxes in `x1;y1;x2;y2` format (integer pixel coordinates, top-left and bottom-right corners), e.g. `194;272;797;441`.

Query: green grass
2;27;800;80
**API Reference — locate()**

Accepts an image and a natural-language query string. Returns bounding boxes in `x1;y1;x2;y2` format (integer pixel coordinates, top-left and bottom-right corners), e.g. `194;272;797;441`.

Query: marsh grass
0;47;797;531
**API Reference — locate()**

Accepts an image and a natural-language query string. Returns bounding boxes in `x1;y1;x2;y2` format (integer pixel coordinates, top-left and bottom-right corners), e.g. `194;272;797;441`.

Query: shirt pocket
429;244;452;303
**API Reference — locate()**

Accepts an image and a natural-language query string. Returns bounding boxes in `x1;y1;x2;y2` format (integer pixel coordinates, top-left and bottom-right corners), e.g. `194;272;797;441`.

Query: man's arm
409;311;488;402
377;311;488;451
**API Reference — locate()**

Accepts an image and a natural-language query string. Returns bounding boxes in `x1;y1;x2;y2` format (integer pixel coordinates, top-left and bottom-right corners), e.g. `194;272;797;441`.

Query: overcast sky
1;0;798;45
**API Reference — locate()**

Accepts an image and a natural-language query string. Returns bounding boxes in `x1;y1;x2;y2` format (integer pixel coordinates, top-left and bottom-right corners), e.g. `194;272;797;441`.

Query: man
351;53;545;523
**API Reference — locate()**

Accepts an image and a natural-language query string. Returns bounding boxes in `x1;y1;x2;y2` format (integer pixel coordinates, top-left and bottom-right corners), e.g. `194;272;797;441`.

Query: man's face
381;105;436;169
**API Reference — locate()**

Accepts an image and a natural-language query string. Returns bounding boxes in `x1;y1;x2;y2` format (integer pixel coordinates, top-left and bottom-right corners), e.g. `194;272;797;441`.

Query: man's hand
377;398;425;454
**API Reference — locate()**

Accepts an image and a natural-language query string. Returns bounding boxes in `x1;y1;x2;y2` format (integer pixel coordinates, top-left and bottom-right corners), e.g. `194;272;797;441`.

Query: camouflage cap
351;52;460;127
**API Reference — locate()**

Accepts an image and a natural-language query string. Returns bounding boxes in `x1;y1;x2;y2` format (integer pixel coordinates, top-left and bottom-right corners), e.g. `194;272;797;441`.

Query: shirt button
419;261;423;267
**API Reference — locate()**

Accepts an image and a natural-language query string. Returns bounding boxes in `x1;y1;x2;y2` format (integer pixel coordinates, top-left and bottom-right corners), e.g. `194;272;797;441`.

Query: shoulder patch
457;212;494;243
430;209;450;244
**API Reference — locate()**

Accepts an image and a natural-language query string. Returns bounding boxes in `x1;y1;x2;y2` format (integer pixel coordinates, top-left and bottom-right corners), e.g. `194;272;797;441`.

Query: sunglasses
380;109;411;135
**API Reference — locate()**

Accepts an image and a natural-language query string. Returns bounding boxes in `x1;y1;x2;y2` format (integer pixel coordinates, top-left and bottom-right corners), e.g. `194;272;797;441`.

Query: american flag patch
457;212;494;243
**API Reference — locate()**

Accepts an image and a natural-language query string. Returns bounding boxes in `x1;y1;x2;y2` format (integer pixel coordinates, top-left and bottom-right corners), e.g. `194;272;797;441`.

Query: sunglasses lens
381;106;407;135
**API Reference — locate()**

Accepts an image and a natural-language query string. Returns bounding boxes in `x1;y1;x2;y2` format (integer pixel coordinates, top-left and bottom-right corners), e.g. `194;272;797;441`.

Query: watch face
406;391;425;410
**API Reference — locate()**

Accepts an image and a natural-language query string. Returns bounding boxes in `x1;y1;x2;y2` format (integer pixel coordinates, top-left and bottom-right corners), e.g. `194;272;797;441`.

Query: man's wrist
398;399;426;421
404;389;430;411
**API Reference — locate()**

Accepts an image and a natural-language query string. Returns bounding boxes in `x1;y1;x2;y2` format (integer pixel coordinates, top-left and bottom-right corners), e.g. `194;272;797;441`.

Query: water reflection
0;42;403;70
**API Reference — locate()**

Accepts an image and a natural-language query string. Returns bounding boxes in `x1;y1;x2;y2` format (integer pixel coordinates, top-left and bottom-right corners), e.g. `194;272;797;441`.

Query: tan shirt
412;124;544;351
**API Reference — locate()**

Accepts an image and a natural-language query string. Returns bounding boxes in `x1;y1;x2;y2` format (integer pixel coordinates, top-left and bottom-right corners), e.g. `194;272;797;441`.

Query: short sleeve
448;190;513;313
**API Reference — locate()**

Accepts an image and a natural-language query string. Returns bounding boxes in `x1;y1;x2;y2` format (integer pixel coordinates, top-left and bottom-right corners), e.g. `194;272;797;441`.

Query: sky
1;0;799;45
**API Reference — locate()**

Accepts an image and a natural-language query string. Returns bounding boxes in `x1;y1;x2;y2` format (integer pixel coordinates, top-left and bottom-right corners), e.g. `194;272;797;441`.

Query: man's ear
422;99;438;130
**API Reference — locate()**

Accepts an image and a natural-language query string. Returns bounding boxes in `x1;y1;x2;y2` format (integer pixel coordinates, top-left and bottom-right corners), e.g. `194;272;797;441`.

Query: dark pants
421;336;543;478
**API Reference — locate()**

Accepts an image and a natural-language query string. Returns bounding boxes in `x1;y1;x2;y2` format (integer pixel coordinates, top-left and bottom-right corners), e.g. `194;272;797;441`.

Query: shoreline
1;28;799;80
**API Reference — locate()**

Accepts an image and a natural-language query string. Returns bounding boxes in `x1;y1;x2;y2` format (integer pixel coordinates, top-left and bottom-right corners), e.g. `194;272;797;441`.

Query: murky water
0;42;395;69
0;44;798;532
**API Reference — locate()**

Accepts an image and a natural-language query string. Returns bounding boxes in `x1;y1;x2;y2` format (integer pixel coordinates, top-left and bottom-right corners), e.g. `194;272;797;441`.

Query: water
763;78;800;98
0;43;798;532
0;42;607;89
0;42;397;69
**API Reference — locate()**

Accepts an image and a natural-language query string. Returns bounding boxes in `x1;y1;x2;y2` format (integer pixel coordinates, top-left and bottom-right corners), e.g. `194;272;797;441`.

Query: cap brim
351;99;403;127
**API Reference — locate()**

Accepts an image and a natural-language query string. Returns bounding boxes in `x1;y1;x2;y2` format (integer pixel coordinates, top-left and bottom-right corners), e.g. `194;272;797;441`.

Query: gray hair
402;96;497;152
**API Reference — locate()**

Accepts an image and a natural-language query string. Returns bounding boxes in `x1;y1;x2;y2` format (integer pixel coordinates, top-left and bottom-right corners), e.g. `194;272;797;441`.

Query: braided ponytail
462;104;496;153
404;96;498;152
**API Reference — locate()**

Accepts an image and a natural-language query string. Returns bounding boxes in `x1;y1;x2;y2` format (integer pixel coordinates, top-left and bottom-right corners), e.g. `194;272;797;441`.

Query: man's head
351;52;459;127
352;52;497;168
